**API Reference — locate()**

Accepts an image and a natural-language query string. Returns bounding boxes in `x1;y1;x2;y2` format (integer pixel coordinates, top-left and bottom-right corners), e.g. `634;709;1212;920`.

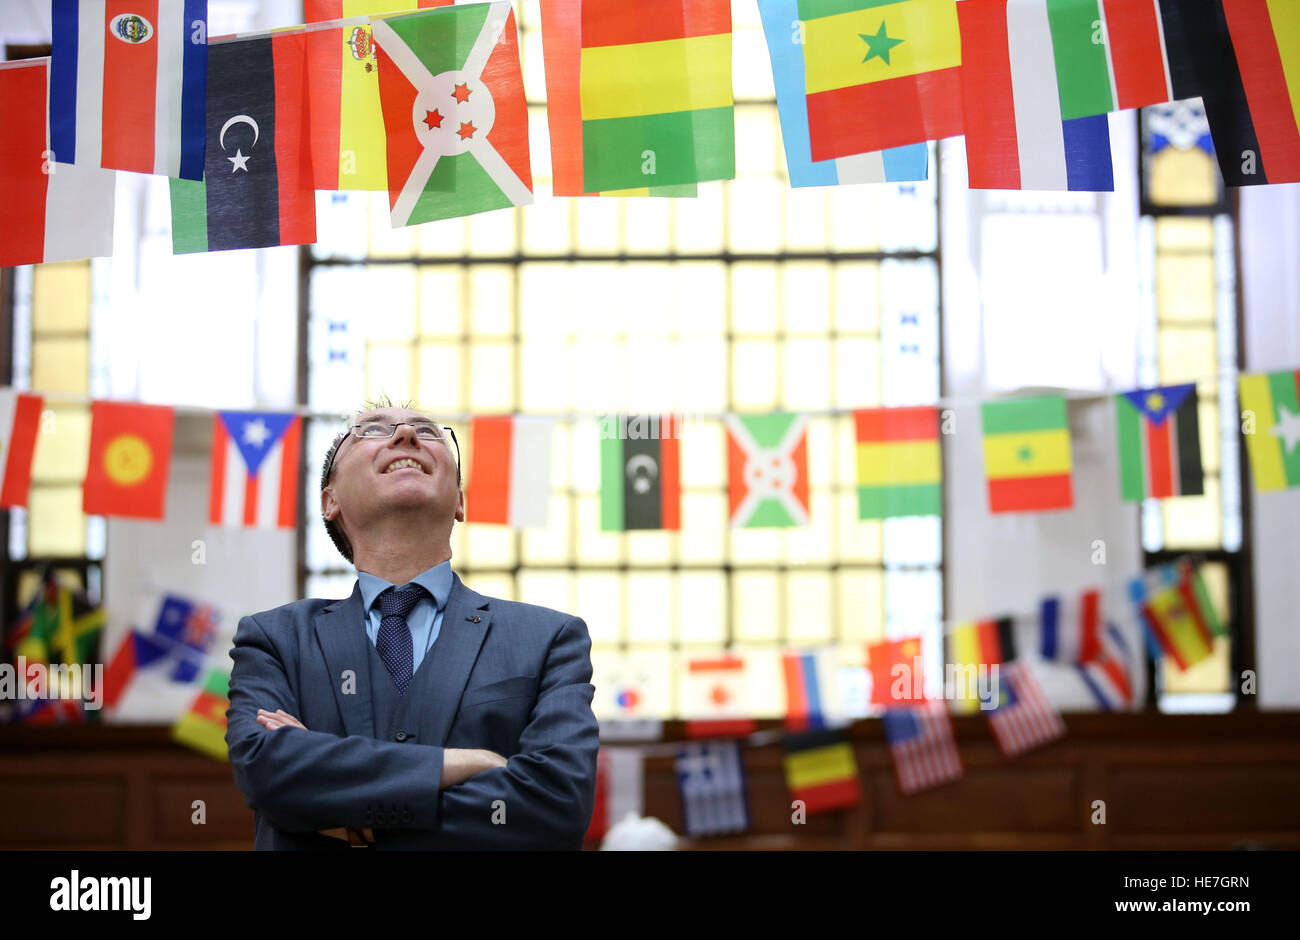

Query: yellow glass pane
28;485;87;556
742;648;786;717
729;179;783;252
33;261;90;332
676;263;726;337
417;267;464;336
417;214;468;257
679;492;727;564
677;571;727;646
519;341;572;411
803;417;834;488
575;196;620;252
365;344;413;403
521;29;547;103
31;406;90;483
1147;147;1219;207
783;338;831;410
730;525;782;565
838;494;884;563
834;263;881;334
528;105;551;181
1200;561;1230;624
785;489;833;565
520;494;571;565
623;265;675;338
732;339;778;410
786;571;832;643
415;342;463;414
575;493;623;564
367;206;418;258
734;106;779;177
32;337;89;395
1156;254;1215;323
835;336;881;407
838;568;885;641
1155;217;1214;251
830;186;882;251
467;265;515;337
576;572;624;646
1162;635;1231;694
517;569;573;616
681;419;725;488
1158;328;1216;385
781;262;831;334
467;208;517;255
729;263;777;335
678;339;728;412
784;188;830;252
625;528;673;566
672;186;724;254
627;572;673;643
468;341;516;412
733;30;776;99
463;518;517;567
623;198;672;253
834;414;858;484
568;262;621;337
520;197;572;255
1197;393;1220;474
733;570;780;643
464;570;514;601
1162;476;1222;549
573;341;624;417
363;267;417;339
519;264;574;338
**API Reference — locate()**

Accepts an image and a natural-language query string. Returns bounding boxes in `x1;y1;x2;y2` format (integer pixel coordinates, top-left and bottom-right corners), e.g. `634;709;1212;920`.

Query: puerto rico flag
50;0;208;180
208;412;302;530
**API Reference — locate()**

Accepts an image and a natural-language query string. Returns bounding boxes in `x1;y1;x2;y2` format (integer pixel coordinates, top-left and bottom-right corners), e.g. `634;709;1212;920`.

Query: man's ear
454;488;466;524
321;486;338;522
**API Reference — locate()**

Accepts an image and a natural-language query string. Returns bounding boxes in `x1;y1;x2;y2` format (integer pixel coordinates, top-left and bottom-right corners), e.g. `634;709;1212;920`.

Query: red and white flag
683;656;756;739
208;412;302;529
0;390;44;509
882;700;963;795
984;660;1066;758
0;59;115;267
465;416;554;528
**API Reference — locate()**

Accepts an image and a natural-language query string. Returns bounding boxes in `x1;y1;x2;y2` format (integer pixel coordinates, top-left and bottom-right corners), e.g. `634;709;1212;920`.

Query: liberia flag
465;415;554;528
0;59;115;268
0;390;44;509
983;660;1066;758
208;412;302;530
50;0;207;180
882;700;963;795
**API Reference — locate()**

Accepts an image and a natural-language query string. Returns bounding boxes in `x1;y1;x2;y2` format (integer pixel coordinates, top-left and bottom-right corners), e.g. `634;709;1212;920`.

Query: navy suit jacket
225;572;599;850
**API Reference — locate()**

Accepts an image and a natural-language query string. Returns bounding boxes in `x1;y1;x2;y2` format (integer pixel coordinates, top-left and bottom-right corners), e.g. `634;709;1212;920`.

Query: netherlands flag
207;412;302;530
0;389;44;509
50;0;208;180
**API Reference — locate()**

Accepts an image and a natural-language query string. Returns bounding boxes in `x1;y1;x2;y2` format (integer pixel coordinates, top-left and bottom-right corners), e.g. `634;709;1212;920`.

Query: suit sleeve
225;613;446;834
421;614;599;850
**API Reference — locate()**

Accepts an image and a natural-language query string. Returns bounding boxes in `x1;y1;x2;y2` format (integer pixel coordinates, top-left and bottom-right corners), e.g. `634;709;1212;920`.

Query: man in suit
226;401;599;849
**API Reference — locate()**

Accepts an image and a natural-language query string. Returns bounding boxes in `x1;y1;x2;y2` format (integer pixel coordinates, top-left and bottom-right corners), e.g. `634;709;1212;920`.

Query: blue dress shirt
356;560;454;673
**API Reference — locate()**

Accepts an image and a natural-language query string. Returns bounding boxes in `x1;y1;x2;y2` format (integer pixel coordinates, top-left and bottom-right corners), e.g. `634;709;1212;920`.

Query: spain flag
83;401;174;519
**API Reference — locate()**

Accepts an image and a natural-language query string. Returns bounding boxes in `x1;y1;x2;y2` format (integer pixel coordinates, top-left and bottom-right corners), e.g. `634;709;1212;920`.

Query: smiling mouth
382;458;428;474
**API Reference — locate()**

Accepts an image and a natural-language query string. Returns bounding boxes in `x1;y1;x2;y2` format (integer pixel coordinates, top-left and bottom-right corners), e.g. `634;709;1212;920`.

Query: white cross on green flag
726;413;811;527
371;2;533;227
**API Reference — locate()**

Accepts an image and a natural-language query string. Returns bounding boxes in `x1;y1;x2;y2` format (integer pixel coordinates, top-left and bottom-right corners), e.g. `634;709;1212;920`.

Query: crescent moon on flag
219;115;260;151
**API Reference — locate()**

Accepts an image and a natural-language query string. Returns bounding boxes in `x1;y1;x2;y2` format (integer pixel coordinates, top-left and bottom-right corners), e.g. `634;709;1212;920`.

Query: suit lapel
314;582;376;739
418;572;490;747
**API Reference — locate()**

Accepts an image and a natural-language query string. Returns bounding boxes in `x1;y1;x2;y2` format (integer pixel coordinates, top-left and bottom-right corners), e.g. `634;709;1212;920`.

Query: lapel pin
469;615;481;623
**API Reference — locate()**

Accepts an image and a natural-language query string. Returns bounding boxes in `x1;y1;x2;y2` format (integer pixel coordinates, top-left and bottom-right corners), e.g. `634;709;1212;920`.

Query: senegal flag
981;395;1073;513
801;0;964;161
372;2;533;226
173;669;231;761
1239;369;1300;491
599;415;681;531
83;401;175;520
853;406;940;519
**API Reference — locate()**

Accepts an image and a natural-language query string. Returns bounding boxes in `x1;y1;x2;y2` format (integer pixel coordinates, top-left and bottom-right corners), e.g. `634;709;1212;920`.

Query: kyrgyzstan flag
465;416;554;528
599;414;681;531
168;29;315;253
372;2;533;227
0;59;115;267
49;0;208;180
83;401;174;520
0;390;44;509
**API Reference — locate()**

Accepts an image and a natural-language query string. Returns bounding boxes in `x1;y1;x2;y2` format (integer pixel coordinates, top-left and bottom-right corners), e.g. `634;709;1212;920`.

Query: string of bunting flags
2;0;1299;266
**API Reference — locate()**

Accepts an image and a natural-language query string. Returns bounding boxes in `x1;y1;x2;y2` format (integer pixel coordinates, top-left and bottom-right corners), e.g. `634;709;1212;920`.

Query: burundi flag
83;401;174;520
209;412;302;530
783;729;861;813
172;669;230;761
1115;384;1204;501
981;395;1074;513
371;3;533;227
0;59;115;268
50;0;208;180
465;415;555;528
800;0;965;161
1239;369;1300;491
576;0;735;193
726;413;810;528
958;0;1114;191
757;0;928;187
0;390;44;509
600;415;681;531
169;29;316;253
854;406;941;519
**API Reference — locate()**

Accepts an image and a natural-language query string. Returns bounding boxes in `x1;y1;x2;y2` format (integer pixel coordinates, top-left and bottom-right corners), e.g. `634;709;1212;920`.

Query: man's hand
257;708;306;731
440;748;508;789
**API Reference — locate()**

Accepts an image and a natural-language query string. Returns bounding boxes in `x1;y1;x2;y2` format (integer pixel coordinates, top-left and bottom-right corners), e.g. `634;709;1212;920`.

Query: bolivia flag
683;656;756;739
726;413;810;528
853;406;941;519
577;0;735;193
783;729;860;813
946;616;1014;714
1115;384;1204;501
959;0;1114;191
0;59;115;268
372;3;533;227
172;669;231;761
801;0;965;161
169;30;316;253
981;395;1074;513
465;415;554;528
867;635;924;706
83;401;174;520
1239;369;1300;491
0;390;44;509
600;415;681;531
1160;0;1300;185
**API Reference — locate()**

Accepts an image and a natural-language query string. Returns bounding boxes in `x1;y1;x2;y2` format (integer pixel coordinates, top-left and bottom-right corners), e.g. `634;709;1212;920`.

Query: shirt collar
357;560;453;614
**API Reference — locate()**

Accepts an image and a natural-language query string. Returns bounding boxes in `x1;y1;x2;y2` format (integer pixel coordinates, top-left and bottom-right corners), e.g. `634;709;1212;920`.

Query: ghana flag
801;0;965;161
981;395;1073;514
172;669;230;761
578;0;735;192
599;415;681;531
782;729;860;813
372;2;533;226
1239;369;1300;491
1116;384;1204;501
83;401;175;520
854;406;940;519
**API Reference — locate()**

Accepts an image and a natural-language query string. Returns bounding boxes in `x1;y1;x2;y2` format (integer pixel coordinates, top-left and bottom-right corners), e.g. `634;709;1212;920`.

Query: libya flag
599;415;681;530
1239;369;1300;491
1115;384;1204;501
726;413;810;528
371;3;533;227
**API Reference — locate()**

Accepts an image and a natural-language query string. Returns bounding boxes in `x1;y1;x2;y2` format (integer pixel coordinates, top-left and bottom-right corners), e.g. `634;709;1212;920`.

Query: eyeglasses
324;422;460;483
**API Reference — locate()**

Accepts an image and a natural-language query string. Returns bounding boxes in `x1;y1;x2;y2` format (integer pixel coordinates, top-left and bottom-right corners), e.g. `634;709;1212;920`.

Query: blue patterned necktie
376;583;425;695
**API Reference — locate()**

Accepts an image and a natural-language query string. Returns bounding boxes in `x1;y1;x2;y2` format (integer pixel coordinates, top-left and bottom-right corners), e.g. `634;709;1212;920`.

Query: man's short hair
320;395;461;565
